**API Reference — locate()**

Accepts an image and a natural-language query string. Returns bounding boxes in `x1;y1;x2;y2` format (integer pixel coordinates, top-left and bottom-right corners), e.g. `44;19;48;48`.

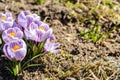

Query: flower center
27;14;32;16
9;32;16;37
0;16;6;20
39;27;45;31
13;45;20;51
16;21;19;24
50;40;54;43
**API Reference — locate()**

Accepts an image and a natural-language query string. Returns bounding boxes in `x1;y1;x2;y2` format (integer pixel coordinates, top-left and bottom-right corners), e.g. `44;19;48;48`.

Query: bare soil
0;0;120;80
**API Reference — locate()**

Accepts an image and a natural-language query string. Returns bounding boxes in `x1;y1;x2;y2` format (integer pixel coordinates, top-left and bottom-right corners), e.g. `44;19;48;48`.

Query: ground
0;0;120;80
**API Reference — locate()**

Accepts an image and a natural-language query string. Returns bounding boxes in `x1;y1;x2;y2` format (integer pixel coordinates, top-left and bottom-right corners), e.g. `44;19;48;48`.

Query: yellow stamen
39;27;45;31
9;32;16;37
0;16;6;20
50;40;54;43
13;45;20;51
27;14;32;16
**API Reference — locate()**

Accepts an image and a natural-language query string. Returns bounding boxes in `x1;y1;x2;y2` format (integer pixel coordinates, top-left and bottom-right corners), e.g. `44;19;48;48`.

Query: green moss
104;0;115;8
35;0;46;5
65;1;80;9
80;24;103;43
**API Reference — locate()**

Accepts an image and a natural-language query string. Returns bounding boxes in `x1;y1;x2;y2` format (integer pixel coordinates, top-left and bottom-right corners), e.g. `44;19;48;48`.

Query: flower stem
12;61;21;77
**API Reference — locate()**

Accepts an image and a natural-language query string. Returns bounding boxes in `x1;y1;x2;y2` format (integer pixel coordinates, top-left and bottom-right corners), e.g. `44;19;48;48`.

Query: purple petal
27;17;33;26
41;28;52;42
32;14;40;20
18;12;27;28
18;11;26;21
14;27;24;38
0;13;2;17
51;49;60;54
0;22;4;31
28;22;38;30
14;49;27;61
34;20;42;26
24;22;38;40
13;19;22;29
3;44;13;60
24;10;31;15
53;43;60;49
5;12;12;18
49;35;56;41
14;39;27;61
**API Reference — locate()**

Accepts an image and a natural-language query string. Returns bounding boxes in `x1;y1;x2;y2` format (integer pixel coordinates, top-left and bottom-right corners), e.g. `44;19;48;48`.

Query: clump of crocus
0;12;13;31
1;11;60;78
2;27;23;43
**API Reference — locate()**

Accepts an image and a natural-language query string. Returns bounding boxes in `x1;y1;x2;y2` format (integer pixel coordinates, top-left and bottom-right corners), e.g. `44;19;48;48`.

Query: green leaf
80;30;86;36
65;1;74;8
104;0;114;8
22;64;41;70
95;25;99;34
90;27;95;33
22;53;43;69
104;0;111;4
97;35;103;42
46;78;51;80
38;42;45;53
6;66;13;74
92;36;97;43
32;44;38;56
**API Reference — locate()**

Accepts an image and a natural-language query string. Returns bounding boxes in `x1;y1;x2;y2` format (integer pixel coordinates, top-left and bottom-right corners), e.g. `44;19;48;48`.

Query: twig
96;0;101;9
106;71;117;80
89;69;100;80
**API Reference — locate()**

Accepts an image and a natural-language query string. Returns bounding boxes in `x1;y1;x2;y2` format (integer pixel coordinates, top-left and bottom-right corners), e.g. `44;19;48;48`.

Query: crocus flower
44;35;60;53
2;27;23;43
24;21;52;42
3;39;27;61
24;22;38;41
17;11;40;30
35;21;52;42
0;12;14;31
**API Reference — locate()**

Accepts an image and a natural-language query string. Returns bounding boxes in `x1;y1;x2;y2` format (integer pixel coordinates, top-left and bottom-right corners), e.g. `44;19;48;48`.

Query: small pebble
65;77;76;80
0;76;3;80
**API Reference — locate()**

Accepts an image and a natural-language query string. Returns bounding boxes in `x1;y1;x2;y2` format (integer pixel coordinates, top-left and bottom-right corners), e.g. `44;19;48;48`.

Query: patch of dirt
0;0;120;80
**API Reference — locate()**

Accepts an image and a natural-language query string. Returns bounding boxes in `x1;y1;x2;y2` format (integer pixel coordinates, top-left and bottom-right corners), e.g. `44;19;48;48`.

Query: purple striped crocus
44;35;60;53
0;12;14;31
3;39;27;61
2;27;23;43
35;21;52;42
24;22;38;41
17;11;40;30
24;21;52;42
